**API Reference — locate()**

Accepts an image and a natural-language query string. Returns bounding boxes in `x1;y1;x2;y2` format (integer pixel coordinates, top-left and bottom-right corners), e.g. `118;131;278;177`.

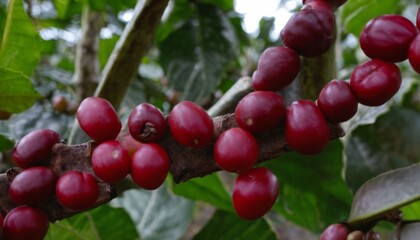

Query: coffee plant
0;0;419;239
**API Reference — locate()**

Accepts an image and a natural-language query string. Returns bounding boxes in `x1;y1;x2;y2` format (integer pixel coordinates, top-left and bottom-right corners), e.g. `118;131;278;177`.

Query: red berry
117;132;142;157
360;15;417;62
214;128;259;172
286;100;330;154
52;95;68;112
232;168;279;220
317;80;358;123
303;0;347;8
417;7;420;30
3;206;49;240
409;34;420;74
168;101;214;148
131;143;170;190
320;223;349;240
0;212;3;239
128;103;166;143
12;129;61;168
252;47;301;91
92;140;130;183
56;171;99;211
77;97;121;143
235;91;286;133
9;166;57;206
350;59;401;106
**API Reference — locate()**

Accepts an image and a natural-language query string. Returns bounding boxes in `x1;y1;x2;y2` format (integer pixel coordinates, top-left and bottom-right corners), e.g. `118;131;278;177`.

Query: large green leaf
344;107;420;193
265;140;352;232
46;204;139;240
159;3;238;104
192;210;277;240
0;133;13;151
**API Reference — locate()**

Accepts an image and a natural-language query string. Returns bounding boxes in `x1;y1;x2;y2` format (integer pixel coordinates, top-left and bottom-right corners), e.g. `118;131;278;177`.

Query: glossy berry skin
128;103;166;143
9;166;57;205
12;129;61;168
77;97;121;143
317;80;358;123
235;91;286;133
168;101;214;148
131;143;170;190
350;59;401;106
232;168;279;220
360;15;417;62
286;100;330;155
252;47;301;92
3;206;49;240
92;140;130;183
214;128;259;172
56;171;99;211
0;212;3;239
320;223;349;240
409;34;420;74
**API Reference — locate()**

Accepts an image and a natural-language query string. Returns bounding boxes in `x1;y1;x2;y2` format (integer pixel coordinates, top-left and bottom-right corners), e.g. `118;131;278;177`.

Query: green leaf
192;210;277;240
0;67;40;113
53;0;70;19
401;201;420;221
265;140;352;232
0;133;13;151
172;173;233;212
199;0;234;11
46;204;139;240
0;0;43;76
344;107;420;192
348;164;420;224
159;3;238;104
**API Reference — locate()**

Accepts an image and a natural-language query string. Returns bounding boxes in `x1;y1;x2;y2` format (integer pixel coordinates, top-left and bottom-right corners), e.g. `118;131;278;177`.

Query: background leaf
0;133;13;151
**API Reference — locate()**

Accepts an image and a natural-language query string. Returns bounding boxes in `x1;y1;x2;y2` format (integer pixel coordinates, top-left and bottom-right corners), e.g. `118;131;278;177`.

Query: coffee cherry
320;223;349;240
168;101;214;148
350;59;401;106
92;140;130;183
317;80;358;123
3;206;49;240
409;34;420;74
252;47;301;92
131;143;170;190
117;132;142;157
77;97;121;143
286;100;330;154
360;15;417;62
9;166;57;206
128;103;166;143
214;128;258;172
303;0;347;8
56;171;99;211
0;212;3;239
232;167;279;220
52;95;68;112
12;129;61;168
417;6;420;30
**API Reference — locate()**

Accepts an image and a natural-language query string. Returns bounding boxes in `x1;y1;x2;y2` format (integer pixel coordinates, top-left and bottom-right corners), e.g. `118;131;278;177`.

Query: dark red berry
52;95;68;112
3;206;49;240
9;166;57;206
303;0;347;8
252;47;301;92
286;100;330;154
12;129;61;168
409;34;420;74
56;171;99;211
360;15;417;62
317;80;358;123
320;223;349;240
350;59;401;106
128;103;166;143
0;212;3;239
235;91;286;133
92;140;130;183
131;143;170;190
77;97;121;143
214;128;258;172
232;168;279;220
168;101;214;148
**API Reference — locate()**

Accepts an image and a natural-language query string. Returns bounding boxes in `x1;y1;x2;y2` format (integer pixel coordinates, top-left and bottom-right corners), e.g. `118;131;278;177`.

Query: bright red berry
77;97;121;143
56;171;99;211
128;103;166;143
232;168;279;220
92;140;130;183
252;47;301;92
3;206;49;240
320;223;350;240
286;100;330;154
168;101;214;148
350;59;401;106
317;80;358;123
409;34;420;74
131;143;170;190
9;166;57;206
12;129;61;168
